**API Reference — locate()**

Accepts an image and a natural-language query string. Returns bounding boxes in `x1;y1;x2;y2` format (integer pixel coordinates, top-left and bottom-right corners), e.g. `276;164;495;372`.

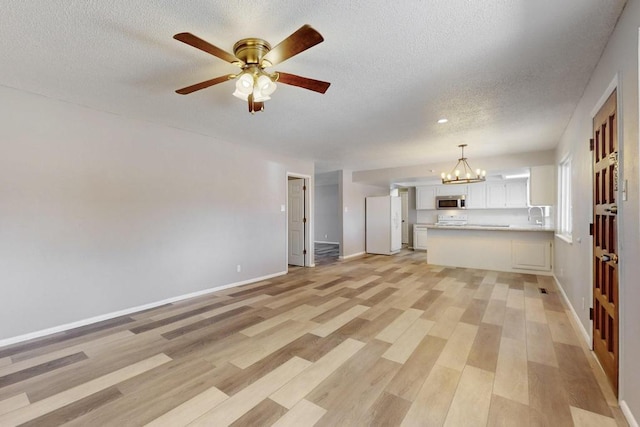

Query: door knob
601;253;619;264
605;205;618;214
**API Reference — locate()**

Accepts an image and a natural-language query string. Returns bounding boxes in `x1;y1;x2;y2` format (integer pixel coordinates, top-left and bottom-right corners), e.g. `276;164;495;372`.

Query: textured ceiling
0;1;626;173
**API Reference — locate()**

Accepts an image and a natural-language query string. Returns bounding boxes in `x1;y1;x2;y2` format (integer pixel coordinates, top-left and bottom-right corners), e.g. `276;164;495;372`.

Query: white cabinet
486;179;528;208
437;184;468;196
413;225;428;251
505;180;528;207
416;186;437;210
428;228;553;273
466;182;486;209
416;180;527;210
486;182;507;208
511;240;552;271
417;184;470;210
530;165;555;206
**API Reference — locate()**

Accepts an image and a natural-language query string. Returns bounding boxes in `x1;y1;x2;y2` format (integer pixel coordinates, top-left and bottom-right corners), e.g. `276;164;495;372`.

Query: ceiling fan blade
276;72;331;94
176;74;235;95
174;32;240;65
262;25;324;67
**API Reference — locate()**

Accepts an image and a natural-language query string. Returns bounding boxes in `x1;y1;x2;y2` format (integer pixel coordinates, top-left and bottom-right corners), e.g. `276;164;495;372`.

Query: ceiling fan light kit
231;68;277;102
173;25;330;114
441;144;486;184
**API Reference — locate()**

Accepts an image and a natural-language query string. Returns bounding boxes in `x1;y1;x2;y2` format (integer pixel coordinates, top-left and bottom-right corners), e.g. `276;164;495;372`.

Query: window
558;157;572;241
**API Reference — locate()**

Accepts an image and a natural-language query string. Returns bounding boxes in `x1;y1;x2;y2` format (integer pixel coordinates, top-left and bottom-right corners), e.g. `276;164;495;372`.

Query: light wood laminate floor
0;251;627;426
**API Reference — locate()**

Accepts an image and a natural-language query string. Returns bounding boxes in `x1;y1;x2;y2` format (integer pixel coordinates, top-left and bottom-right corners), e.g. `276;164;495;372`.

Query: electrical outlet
324;234;328;239
236;264;241;273
582;297;585;310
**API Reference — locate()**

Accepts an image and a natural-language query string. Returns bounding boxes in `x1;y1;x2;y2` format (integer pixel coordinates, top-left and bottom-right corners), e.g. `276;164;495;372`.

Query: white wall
338;170;388;258
314;171;340;243
554;0;640;420
0;85;313;341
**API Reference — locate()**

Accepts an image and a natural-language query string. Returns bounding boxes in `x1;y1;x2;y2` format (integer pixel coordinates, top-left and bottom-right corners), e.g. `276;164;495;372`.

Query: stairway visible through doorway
315;242;339;265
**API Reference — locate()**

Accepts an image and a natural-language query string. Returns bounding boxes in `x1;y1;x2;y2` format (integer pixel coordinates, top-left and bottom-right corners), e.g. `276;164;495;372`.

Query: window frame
557;156;572;243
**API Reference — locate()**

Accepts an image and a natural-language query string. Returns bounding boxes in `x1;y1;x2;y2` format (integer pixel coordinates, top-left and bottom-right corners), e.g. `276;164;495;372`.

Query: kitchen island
424;224;555;274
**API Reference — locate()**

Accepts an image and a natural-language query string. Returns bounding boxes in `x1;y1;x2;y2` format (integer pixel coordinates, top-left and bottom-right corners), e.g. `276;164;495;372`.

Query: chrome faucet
528;206;545;226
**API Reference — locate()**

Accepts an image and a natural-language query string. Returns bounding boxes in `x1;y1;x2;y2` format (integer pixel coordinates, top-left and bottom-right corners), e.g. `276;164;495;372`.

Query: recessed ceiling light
437;118;448;124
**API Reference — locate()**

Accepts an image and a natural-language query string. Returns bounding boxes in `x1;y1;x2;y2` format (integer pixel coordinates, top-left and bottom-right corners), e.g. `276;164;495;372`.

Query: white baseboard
621;400;639;427
314;240;340;245
339;251;366;260
0;270;287;348
553;275;591;347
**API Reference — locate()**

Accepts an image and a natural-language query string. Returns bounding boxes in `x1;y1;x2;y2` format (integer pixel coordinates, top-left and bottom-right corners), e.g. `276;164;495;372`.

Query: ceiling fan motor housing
233;38;272;66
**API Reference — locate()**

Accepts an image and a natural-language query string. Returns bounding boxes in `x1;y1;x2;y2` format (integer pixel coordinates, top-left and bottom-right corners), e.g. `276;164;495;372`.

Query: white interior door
288;178;305;266
400;191;409;244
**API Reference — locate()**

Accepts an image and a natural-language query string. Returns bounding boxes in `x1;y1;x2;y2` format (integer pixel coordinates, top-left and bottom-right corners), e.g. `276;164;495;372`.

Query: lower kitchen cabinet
413;225;428;250
427;227;553;274
511;240;552;271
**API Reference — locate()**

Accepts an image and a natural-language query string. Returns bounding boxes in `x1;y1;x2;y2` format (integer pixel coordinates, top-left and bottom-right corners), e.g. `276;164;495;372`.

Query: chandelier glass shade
441;144;486;184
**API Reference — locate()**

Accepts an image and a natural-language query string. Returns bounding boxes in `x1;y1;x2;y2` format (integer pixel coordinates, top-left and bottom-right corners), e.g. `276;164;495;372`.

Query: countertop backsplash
416;207;553;227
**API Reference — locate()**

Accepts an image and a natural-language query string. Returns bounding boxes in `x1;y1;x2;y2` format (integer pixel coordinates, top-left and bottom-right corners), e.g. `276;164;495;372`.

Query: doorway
287;174;311;268
592;88;619;395
400;190;409;245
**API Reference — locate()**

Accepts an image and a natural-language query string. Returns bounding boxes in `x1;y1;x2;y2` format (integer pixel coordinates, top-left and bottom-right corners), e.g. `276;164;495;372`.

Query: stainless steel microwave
436;195;466;209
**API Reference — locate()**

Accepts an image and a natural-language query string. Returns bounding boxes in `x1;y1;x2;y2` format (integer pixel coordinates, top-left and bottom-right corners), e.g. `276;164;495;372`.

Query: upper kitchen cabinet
506;180;528;207
416;185;437;209
437;184;468;196
486;179;528;208
529;165;555;206
466;182;486;209
416;184;469;209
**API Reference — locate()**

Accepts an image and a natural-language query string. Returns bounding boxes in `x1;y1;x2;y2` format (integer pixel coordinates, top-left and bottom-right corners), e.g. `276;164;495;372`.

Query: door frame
286;172;313;270
590;73;623;395
400;189;409;245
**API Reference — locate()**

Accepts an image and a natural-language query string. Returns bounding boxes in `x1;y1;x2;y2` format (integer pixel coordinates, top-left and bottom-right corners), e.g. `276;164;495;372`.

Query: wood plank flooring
0;250;626;426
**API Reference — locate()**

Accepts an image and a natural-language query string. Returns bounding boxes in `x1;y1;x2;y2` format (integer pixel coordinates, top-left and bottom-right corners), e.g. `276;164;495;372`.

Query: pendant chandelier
441;144;486;184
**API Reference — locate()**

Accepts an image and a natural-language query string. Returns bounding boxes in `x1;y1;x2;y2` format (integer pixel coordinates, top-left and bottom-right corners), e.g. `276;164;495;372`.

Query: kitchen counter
423;223;555;232
421;224;554;274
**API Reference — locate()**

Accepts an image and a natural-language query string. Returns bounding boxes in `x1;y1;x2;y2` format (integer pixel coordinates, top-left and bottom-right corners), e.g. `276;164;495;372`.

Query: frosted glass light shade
232;73;254;100
257;75;277;95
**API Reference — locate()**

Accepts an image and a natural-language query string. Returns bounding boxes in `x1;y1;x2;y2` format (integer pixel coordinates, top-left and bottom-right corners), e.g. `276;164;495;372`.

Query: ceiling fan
174;24;331;113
